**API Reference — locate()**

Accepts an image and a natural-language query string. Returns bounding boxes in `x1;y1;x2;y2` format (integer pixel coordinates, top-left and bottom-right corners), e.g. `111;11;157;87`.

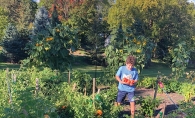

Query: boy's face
126;63;134;70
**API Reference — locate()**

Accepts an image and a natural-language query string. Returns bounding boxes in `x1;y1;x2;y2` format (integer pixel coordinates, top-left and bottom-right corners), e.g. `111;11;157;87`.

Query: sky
188;0;195;3
32;0;40;3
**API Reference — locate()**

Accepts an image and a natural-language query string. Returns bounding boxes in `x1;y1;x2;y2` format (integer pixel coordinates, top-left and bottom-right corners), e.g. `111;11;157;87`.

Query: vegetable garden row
1;67;195;118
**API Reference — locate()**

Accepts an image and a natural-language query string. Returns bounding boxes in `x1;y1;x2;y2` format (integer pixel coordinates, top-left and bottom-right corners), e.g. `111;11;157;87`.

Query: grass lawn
1;54;195;80
141;61;174;78
0;63;20;70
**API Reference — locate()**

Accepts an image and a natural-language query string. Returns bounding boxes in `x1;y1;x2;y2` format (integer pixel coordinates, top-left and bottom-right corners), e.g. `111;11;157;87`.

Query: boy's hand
121;78;130;85
129;80;135;86
121;81;129;85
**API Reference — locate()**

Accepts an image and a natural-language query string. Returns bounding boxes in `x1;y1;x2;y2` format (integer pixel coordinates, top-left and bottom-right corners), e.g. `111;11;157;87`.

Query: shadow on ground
118;99;180;118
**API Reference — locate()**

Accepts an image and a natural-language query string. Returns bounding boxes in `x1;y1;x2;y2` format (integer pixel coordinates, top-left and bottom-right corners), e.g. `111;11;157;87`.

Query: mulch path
119;88;185;118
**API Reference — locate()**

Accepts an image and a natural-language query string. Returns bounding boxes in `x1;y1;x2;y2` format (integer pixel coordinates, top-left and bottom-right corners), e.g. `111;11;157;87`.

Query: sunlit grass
0;63;20;70
1;54;195;80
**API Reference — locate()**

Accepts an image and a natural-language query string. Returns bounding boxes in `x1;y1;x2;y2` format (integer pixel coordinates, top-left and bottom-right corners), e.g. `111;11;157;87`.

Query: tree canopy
0;0;195;75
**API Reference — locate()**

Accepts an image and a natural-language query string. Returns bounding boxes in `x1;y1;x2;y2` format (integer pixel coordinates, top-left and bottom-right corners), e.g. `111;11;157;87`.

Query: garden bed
120;88;187;117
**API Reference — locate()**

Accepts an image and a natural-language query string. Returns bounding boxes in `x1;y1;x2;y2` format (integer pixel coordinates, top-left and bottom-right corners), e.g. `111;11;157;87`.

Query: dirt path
119;88;185;118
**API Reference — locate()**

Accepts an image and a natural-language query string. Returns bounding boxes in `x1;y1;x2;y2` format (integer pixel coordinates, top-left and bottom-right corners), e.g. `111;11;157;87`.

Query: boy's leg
116;90;127;106
130;101;135;117
127;92;135;117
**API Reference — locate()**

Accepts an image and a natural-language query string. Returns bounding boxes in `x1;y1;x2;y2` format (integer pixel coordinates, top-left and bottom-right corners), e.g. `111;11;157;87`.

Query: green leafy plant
54;82;122;118
166;79;181;93
137;77;157;89
170;41;191;80
71;70;93;95
0;68;59;118
137;96;160;117
178;83;195;102
23;23;78;72
104;26;154;76
157;78;181;93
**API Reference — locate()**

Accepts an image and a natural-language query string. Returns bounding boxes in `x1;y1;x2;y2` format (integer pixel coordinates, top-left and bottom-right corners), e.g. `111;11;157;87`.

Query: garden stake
158;81;179;109
158;81;188;117
6;68;13;108
153;75;160;100
11;72;16;83
35;78;39;96
163;89;179;109
93;78;96;108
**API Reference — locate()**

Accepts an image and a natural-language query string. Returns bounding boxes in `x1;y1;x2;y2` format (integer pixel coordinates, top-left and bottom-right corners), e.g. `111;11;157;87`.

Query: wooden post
6;68;13;108
155;103;166;118
93;78;96;107
68;70;70;84
162;103;166;118
153;75;160;118
153;75;160;100
84;87;86;96
35;78;39;96
72;83;76;91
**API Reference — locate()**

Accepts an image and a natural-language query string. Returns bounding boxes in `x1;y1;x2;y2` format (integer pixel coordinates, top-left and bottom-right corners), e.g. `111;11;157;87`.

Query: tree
31;6;51;36
38;0;54;10
0;0;14;11
107;0;195;61
68;0;110;48
23;6;78;71
18;0;37;29
107;0;195;79
50;4;61;27
1;24;28;63
53;0;83;21
0;7;9;41
65;0;110;66
7;0;37;30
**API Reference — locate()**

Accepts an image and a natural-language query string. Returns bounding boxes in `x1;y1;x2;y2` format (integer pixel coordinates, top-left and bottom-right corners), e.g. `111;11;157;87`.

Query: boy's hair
126;55;136;65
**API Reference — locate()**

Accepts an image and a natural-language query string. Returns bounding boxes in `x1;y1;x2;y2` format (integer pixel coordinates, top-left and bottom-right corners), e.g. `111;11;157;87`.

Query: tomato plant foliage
0;68;122;118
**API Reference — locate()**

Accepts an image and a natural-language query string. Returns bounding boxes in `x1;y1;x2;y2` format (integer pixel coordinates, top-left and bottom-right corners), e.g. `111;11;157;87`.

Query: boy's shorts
116;90;135;103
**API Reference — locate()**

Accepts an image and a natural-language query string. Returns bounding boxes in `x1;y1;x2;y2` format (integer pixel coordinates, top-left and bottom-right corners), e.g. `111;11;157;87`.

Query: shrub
137;96;161;117
178;83;195;102
137;77;157;89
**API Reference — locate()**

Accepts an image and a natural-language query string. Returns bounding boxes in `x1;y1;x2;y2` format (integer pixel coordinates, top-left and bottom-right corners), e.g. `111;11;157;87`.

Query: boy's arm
116;76;122;83
116;75;128;84
129;71;138;86
131;72;139;85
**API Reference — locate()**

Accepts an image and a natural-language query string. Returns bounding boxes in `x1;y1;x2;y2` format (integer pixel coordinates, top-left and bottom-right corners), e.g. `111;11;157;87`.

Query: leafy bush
137;77;157;89
167;79;181;93
137;96;160;117
0;67;122;118
71;70;94;95
158;79;181;93
0;68;59;118
178;83;195;102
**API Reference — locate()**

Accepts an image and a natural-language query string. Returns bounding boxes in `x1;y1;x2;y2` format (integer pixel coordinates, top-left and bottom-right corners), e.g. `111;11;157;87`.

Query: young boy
115;55;138;117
